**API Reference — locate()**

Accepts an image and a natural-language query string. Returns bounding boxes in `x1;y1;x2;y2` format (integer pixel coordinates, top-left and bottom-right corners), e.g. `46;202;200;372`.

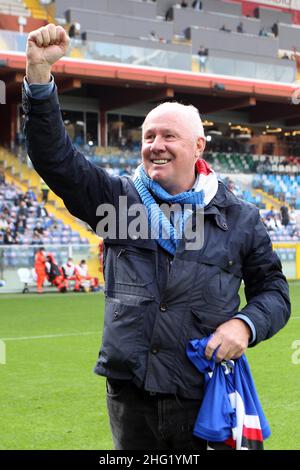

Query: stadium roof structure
2;51;300;129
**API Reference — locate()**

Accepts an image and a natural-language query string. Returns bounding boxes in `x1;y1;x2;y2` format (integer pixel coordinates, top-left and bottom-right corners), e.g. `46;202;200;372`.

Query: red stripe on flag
243;426;263;442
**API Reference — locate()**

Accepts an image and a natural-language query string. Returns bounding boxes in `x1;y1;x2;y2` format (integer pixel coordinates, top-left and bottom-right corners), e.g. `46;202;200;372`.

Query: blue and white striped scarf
133;163;218;255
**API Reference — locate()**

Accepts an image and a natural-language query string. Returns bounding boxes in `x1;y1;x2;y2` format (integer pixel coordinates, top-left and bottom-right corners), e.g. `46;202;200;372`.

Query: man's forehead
143;109;188;130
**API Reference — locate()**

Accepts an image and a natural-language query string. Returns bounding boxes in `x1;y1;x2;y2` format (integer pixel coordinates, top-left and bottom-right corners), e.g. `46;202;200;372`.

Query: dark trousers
106;379;207;450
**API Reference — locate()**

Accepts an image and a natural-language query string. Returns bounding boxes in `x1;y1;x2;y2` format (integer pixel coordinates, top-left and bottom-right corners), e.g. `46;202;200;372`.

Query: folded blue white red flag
186;337;271;450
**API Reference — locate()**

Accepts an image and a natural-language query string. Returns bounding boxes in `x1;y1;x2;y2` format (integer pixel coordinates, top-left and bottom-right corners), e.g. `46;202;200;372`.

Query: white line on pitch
2;332;99;341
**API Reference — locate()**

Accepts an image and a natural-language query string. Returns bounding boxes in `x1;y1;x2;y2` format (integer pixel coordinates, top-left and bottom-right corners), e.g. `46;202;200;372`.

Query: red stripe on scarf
196;159;213;175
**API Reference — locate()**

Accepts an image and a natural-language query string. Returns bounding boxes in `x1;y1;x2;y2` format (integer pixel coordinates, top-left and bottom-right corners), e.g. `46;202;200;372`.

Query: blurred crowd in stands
224;176;300;241
0;180;86;246
1;148;299;250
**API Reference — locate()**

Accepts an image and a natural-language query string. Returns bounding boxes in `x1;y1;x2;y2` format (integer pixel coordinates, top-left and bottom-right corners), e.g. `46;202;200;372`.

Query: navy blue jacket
22;87;290;398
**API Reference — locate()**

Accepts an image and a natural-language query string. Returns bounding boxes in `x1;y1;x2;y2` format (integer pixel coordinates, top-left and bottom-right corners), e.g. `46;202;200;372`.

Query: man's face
141;108;205;195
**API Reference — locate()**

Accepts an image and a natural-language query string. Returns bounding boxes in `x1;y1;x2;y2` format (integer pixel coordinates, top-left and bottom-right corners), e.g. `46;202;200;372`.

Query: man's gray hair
142;101;205;140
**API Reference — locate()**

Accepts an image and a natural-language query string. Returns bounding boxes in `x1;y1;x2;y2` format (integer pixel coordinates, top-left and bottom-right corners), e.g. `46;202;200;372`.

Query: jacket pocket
115;247;155;288
201;257;242;311
98;297;144;373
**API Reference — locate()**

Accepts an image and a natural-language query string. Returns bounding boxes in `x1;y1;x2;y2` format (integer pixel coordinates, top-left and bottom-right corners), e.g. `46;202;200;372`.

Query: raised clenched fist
27;24;69;66
26;24;70;84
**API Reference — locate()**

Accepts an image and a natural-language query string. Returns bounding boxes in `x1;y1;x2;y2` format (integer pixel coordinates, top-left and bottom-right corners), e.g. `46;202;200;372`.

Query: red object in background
34;250;46;293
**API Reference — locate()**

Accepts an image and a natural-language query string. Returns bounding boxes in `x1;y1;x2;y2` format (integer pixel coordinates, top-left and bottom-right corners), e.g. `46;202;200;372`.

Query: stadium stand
0;181;87;248
0;0;30;17
57;0;158;19
65;8;174;42
0;0;299;287
278;23;300;51
201;0;242;16
172;8;261;35
255;6;292;28
0;146;99;247
253;174;300;208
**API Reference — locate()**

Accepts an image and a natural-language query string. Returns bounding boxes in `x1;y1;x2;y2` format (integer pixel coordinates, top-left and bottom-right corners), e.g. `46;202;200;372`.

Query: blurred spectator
68;23;76;38
271;23;278;37
4;186;16;201
259;27;268;37
62;257;81;291
192;0;202;10
41;179;50;202
265;206;275;218
46;253;68;292
275;213;283;230
180;0;188;7
75;259;99;292
165;6;173;20
18;200;28;217
149;31;160;41
25;187;37;201
34;246;46;294
197;45;208;72
37;201;48;218
237;22;244;33
31;231;43;245
33;221;44;237
220;24;231;32
0;214;8;232
280;206;290;226
68;22;81;39
81;31;87;45
62;257;75;278
0;170;5;184
4;227;15;244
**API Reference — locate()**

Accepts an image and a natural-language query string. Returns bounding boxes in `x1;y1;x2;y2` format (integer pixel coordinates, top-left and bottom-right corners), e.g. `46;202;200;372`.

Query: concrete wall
278;24;300;50
258;6;292;28
66;8;173;41
57;0;157;19
85;30;190;53
155;0;178;18
172;7;261;35
201;0;242;16
190;26;278;57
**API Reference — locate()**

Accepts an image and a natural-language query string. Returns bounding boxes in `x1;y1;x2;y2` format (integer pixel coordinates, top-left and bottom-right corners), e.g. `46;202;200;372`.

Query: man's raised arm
23;24;116;231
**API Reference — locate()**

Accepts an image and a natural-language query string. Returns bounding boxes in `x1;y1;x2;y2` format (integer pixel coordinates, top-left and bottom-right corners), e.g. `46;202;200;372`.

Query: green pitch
0;283;299;450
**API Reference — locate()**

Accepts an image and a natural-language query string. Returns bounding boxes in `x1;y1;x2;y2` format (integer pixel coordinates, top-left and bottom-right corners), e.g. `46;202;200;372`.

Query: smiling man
23;24;290;450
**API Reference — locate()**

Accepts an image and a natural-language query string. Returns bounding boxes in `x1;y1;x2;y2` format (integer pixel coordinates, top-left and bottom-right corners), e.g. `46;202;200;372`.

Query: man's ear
196;136;206;157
